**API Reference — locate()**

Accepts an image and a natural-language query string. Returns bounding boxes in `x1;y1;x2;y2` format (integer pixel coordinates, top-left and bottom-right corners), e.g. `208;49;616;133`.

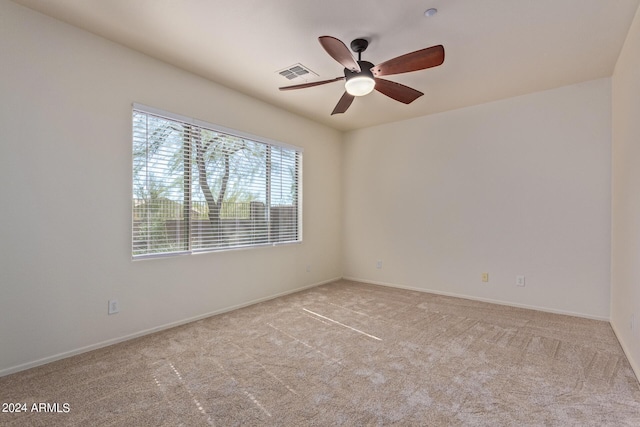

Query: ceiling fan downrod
350;38;369;61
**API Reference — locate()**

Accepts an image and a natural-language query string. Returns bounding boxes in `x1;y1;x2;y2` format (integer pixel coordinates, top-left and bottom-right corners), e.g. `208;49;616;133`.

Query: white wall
342;79;612;319
0;1;342;375
612;3;640;377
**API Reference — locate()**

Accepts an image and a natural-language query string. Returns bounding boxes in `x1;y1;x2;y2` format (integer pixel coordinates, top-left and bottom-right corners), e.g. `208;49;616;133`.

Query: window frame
131;103;303;259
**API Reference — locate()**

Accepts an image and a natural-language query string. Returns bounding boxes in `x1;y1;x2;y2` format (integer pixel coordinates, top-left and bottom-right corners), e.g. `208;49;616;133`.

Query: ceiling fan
279;36;445;115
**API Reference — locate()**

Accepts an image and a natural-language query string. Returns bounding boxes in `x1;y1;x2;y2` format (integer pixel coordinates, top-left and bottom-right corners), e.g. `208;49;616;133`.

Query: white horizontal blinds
269;145;300;243
191;129;270;250
132;111;192;256
132;106;301;257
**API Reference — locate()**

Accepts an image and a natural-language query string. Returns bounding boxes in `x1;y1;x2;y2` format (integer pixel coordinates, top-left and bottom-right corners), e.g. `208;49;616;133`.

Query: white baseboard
341;276;610;322
0;277;340;378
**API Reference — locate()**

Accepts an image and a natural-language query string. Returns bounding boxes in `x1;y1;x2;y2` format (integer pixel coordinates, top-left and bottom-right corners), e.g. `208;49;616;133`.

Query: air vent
277;63;318;81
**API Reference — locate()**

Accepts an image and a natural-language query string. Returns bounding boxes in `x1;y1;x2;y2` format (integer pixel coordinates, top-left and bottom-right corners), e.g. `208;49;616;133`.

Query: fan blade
331;92;355;115
319;36;361;72
374;78;423;104
279;77;344;91
372;45;444;77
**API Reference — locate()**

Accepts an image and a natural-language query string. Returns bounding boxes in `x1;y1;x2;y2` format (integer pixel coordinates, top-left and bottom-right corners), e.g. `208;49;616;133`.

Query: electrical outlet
516;275;526;287
376;260;382;269
108;299;119;315
481;273;489;282
306;265;311;273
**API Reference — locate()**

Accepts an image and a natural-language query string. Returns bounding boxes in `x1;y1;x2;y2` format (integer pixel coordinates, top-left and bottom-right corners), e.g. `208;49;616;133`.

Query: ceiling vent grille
277;63;318;81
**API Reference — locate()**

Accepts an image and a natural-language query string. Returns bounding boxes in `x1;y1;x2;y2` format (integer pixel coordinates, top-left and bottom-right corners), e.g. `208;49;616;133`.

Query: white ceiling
12;0;640;131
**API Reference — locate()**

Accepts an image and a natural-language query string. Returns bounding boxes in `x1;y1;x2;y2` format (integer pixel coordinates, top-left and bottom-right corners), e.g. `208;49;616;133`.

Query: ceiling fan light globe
345;76;375;96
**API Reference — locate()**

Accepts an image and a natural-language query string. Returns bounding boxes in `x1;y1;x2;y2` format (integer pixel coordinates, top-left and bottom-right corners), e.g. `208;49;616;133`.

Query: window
132;104;302;258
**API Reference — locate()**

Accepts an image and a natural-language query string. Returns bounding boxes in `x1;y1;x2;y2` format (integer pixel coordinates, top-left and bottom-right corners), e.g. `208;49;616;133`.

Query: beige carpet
1;280;639;426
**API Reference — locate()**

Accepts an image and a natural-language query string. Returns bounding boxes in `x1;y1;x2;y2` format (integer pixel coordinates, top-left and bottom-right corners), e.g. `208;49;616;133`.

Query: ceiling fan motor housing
344;60;375;96
344;60;374;81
